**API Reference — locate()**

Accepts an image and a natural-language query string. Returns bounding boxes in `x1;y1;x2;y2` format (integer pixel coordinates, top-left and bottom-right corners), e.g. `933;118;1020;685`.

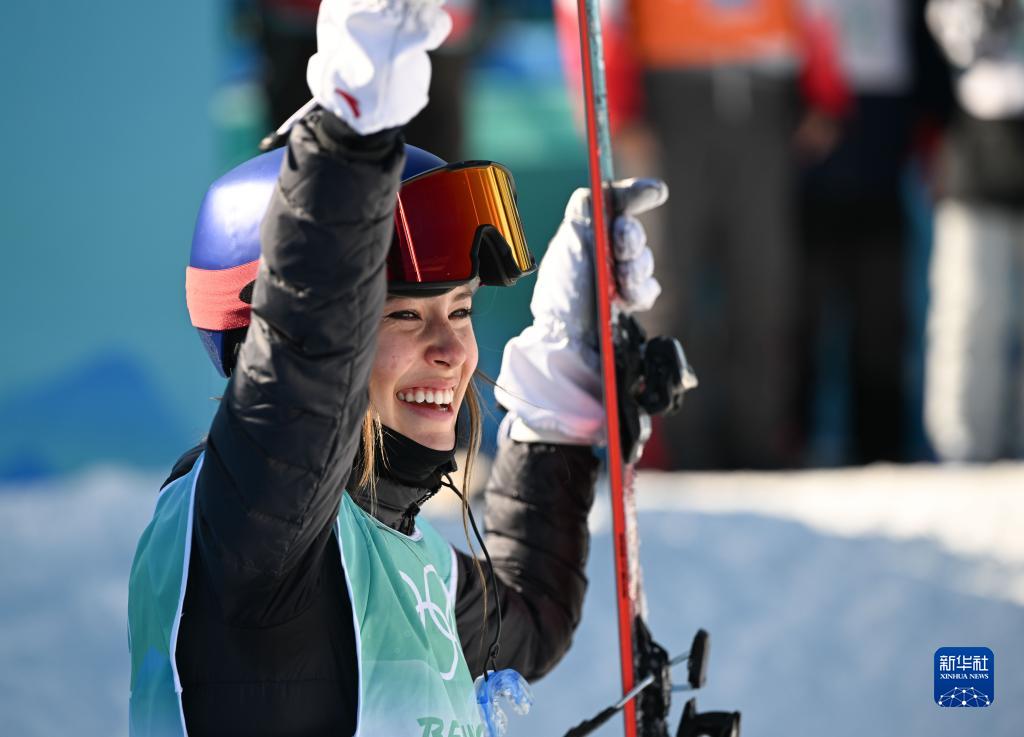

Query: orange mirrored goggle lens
388;162;535;289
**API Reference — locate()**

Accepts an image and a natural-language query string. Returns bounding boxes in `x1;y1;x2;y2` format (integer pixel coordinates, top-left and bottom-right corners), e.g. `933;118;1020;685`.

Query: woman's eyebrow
452;287;475;301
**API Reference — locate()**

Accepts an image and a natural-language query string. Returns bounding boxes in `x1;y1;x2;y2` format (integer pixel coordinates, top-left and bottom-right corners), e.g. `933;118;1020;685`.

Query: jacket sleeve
453;435;600;680
193;111;405;625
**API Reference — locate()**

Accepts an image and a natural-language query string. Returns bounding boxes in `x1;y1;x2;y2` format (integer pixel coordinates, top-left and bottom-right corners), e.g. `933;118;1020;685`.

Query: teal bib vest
128;454;485;737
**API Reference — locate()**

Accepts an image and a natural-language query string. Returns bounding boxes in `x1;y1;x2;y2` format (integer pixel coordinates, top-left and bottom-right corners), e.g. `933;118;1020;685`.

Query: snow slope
1;463;1020;736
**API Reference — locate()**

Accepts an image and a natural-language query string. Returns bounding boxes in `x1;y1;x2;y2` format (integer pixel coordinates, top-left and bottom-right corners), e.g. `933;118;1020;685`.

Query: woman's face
369;286;479;450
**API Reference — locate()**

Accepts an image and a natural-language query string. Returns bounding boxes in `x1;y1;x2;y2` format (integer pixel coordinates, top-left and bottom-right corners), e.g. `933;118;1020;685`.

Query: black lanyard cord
440;473;502;679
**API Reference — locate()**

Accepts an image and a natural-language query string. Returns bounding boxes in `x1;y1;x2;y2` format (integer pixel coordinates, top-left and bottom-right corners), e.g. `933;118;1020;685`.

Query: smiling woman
371;288;479;451
126;1;667;736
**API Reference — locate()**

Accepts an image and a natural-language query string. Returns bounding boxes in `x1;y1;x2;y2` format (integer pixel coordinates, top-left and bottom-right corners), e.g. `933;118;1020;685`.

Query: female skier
127;0;667;735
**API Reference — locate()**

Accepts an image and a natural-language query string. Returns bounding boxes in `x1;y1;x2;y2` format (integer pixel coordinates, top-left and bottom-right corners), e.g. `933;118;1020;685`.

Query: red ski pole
574;2;643;736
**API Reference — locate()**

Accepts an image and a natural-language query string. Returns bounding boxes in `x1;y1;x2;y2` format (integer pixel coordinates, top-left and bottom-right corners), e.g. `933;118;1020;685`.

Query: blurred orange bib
628;0;800;68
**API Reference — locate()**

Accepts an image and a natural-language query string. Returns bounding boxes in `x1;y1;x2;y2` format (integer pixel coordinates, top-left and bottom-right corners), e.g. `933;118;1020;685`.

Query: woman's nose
425;320;467;368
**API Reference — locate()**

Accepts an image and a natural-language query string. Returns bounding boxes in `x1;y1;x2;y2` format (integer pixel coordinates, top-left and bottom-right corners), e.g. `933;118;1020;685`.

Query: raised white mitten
307;0;453;135
495;178;681;446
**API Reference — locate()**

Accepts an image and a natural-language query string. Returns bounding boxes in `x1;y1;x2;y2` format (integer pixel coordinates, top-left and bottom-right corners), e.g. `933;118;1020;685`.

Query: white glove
307;0;453;135
495;179;672;446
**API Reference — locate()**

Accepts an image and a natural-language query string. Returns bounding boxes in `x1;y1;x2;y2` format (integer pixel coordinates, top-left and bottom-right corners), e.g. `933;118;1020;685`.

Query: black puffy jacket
169;111;600;737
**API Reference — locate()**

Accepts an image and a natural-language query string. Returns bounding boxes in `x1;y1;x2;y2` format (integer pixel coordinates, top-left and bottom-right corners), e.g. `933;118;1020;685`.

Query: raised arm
191;0;452;624
195;115;403;620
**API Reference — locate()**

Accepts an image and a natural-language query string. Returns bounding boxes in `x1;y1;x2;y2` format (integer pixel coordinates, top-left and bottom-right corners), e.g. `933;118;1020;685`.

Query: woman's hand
531;179;667;343
307;0;453;135
495;179;672;446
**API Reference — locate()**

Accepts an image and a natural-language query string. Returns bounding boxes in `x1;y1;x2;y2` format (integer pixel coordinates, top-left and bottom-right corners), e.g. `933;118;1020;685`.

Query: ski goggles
388;162;537;293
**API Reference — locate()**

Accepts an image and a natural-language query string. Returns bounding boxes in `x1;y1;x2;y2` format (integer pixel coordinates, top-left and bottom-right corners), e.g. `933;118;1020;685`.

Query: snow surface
1;463;1021;736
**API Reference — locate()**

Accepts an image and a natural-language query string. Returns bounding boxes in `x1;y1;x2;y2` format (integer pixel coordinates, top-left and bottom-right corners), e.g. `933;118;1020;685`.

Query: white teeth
398;387;455;406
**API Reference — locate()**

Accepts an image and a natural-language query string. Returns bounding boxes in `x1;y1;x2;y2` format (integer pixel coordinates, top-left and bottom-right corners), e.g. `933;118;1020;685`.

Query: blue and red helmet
186;144;535;377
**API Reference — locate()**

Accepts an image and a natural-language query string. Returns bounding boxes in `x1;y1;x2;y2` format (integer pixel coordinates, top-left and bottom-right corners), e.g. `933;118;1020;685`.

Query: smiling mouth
396;387;455;413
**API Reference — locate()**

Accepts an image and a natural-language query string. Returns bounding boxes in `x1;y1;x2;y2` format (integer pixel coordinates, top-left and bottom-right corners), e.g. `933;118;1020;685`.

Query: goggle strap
186;261;258;330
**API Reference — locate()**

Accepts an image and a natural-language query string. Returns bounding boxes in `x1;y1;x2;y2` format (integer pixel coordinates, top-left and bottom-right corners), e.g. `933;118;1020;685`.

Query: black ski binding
672;630;741;737
634;617;671;737
686;630;708;689
676;699;741;737
561;627;740;737
614;313;691;463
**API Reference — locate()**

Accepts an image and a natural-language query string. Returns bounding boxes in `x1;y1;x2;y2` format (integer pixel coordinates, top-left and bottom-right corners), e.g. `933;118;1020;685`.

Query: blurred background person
924;0;1024;461
247;0;484;161
797;0;952;466
555;0;850;470
628;0;806;470
249;0;319;129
